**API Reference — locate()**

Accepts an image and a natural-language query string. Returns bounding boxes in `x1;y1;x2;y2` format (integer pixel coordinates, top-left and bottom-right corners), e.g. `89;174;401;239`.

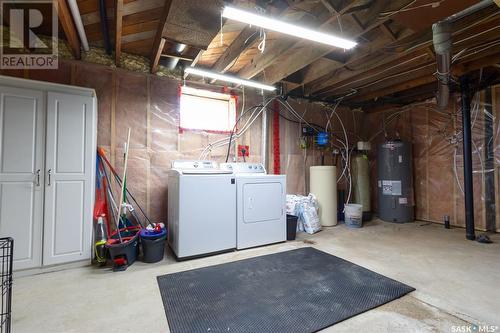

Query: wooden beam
320;0;337;14
316;51;434;97
300;57;344;87
238;0;366;80
351;73;436;103
160;53;193;62
151;38;166;73
115;0;123;65
345;2;373;14
210;3;304;76
190;50;204;67
210;26;258;73
350;50;500;103
57;0;81;59
379;22;397;41
150;0;173;73
303;10;500;95
255;0;400;84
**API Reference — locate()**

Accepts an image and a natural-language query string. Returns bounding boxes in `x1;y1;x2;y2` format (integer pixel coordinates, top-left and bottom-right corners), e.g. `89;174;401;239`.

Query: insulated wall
1;60;263;225
365;88;500;231
271;99;362;197
1;60;361;227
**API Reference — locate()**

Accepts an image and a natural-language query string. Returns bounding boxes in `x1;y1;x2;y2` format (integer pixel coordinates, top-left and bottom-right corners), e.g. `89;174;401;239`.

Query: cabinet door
0;86;44;270
43;92;95;265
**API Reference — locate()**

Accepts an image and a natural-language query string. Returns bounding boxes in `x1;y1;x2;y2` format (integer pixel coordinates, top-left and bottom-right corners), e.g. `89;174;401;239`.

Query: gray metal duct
432;0;495;109
432;21;451;109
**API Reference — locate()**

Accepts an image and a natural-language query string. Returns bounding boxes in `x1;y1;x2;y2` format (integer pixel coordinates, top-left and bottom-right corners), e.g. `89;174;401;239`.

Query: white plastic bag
286;193;322;234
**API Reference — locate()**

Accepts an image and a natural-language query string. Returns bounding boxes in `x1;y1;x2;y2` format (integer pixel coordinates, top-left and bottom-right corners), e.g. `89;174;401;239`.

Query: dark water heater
377;141;414;223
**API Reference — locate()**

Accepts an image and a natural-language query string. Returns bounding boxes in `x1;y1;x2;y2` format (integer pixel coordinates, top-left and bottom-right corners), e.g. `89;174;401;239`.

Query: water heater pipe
460;75;476;240
432;21;451;109
67;0;90;51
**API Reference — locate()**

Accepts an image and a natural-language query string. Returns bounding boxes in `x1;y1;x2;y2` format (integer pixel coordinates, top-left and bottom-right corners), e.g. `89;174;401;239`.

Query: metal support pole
460;75;476;240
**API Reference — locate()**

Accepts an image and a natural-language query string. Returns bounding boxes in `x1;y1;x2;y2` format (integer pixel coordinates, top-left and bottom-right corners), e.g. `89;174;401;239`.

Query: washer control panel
221;163;266;174
172;160;218;170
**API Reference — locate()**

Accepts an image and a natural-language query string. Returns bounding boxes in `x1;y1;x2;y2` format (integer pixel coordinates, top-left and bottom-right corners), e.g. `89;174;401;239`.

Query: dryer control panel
221;163;266;174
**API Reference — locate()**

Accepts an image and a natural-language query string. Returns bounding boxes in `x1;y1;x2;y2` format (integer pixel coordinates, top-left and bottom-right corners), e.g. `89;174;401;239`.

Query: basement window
179;86;237;133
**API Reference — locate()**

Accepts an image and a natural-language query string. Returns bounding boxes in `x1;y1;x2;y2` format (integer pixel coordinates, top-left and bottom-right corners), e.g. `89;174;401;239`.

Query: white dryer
221;163;286;249
168;161;236;259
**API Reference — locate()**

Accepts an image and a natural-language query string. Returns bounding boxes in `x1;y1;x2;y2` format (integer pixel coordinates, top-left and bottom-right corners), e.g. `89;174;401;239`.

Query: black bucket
140;227;167;263
141;235;167;263
286;215;298;241
105;226;140;269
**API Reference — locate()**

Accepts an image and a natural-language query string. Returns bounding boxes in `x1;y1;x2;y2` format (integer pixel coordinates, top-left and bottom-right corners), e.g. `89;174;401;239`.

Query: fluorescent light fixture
222;6;357;49
185;67;276;91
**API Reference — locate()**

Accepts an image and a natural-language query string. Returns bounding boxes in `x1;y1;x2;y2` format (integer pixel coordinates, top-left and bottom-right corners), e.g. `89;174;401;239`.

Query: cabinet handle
47;169;52;186
36;169;40;186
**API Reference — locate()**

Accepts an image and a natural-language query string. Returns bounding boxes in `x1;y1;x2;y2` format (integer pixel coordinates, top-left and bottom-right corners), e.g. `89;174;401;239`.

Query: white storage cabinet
0;76;97;270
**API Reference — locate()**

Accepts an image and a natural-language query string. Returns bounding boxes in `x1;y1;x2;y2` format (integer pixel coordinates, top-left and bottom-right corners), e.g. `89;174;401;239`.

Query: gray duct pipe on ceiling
432;21;451;109
431;0;495;109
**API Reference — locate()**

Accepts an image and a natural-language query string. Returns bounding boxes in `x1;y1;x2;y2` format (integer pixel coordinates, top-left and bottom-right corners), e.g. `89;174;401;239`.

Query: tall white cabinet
0;76;97;271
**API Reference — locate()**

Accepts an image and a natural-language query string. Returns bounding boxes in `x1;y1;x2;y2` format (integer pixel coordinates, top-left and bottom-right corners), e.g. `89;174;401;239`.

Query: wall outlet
238;145;249;157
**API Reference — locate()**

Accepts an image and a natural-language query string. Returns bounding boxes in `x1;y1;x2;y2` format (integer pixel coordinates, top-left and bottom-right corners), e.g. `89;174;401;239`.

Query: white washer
221;163;286;249
168;161;236;259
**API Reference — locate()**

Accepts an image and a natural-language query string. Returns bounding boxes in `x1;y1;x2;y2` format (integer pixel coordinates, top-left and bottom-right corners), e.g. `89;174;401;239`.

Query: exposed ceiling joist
302;7;500;96
379;23;397;41
210;2;299;74
150;0;173;73
115;0;124;66
256;0;401;85
237;0;366;80
349;49;500;104
209;26;259;73
57;0;81;59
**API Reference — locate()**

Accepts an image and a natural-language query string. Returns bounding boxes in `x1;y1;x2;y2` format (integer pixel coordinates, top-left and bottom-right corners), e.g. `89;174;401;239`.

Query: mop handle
114;128;131;243
97;147;153;226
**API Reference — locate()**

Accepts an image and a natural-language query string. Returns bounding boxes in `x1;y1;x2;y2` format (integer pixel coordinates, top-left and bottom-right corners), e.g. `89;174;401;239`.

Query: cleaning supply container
310;166;337;226
106;226;140;270
140;227;167;263
286;215;298;241
344;204;363;228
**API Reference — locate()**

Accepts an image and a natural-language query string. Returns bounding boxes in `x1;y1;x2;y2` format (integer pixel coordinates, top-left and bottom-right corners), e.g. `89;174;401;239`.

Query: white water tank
310;166;337;226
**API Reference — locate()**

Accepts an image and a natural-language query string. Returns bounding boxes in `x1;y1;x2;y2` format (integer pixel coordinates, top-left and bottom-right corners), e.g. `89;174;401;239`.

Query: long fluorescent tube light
185;67;276;91
222;6;357;49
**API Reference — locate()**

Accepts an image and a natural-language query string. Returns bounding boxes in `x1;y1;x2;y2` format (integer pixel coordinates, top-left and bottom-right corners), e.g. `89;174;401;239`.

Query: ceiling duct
432;0;495;108
432;21;452;109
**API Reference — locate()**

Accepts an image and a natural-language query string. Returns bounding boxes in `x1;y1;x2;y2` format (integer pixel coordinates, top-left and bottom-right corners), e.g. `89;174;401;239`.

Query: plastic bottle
95;215;108;266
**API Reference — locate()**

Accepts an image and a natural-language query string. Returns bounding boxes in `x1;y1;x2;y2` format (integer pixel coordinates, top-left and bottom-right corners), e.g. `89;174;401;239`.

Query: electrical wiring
278;112;324;131
206;104;261;160
200;97;279;160
379;0;444;17
453;146;464;195
280;99;321;133
227;86;246;161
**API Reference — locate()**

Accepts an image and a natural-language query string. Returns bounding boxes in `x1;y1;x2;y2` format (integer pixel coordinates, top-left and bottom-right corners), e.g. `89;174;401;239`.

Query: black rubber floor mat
157;247;415;333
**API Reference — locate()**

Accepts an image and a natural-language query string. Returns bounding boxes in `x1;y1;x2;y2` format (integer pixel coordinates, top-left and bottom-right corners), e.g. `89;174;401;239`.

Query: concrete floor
13;220;500;332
